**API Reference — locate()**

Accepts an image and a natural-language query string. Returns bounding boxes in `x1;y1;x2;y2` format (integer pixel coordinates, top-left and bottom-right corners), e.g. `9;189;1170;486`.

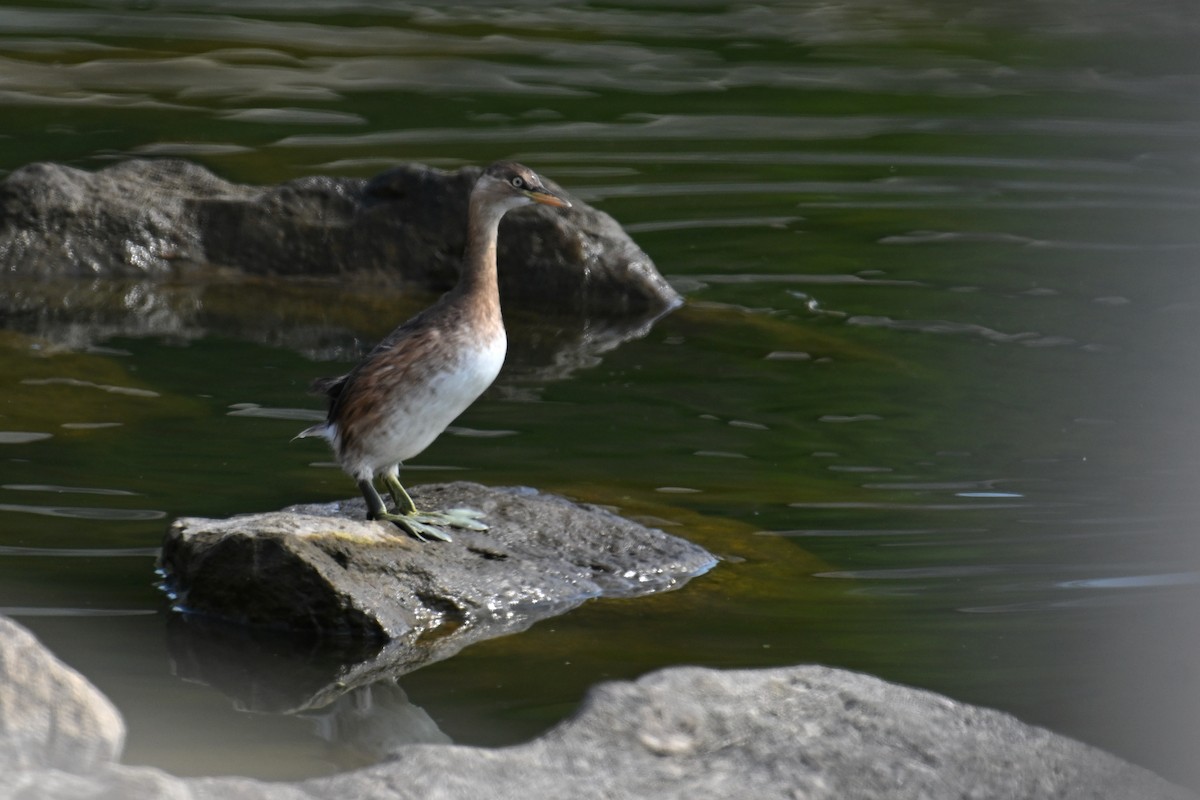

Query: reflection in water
166;616;384;715
165;616;449;761
0;277;669;384
300;682;451;764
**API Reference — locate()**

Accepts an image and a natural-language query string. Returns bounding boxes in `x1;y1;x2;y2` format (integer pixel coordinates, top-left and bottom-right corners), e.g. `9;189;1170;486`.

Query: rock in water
158;482;716;648
0;159;681;316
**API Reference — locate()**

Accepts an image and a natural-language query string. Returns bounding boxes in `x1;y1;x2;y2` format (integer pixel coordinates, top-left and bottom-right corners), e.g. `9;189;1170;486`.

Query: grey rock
0;159;681;317
0;617;124;776
282;665;1197;800
159;482;716;678
0;159;241;277
2;616;1194;800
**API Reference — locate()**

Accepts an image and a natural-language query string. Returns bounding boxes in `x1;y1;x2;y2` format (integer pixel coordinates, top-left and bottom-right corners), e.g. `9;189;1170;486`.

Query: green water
1;0;1199;788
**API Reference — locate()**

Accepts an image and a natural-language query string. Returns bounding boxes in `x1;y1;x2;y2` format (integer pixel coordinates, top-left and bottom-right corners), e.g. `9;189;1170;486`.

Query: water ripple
131;142;253;156
694;450;748;459
446;426;519;438
846;316;1077;348
1059;572;1200;590
818;565;1007;580
219;107;367;126
625;216;800;234
818;414;882;423
684;273;921;287
881;230;1200;251
860;480;1018;491
0;545;158;557
227;403;324;421
789;501;1052;511
0;432;53;444
22;377;159;398
538;149;1142;175
0;606;155;617
3;484;139;496
758;527;986;538
273;116;926;149
960;597;1131;613
0;503;166;521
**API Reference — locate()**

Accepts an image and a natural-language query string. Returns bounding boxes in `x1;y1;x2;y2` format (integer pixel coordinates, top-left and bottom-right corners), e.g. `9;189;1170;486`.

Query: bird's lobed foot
436;507;489;530
368;507;489;543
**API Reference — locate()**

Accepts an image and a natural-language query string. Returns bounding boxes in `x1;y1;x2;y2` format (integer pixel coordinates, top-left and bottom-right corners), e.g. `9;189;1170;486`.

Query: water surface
1;0;1199;789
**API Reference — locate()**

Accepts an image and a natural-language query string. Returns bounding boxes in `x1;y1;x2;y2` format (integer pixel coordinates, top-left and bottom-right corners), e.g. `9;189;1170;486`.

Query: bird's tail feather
293;422;331;442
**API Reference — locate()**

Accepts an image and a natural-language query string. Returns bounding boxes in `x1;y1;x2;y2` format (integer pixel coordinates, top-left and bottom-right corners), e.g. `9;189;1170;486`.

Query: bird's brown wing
308;298;457;429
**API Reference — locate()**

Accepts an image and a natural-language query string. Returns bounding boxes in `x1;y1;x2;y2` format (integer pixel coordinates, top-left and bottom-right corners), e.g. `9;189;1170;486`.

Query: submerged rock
1;614;1195;800
0;159;680;317
159;482;715;650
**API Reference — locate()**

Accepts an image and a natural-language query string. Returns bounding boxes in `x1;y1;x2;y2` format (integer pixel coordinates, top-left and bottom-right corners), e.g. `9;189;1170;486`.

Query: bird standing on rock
297;161;571;542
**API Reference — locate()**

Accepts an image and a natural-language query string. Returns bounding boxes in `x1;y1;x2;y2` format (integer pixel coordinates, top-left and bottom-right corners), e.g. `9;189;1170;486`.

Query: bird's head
473;161;571;213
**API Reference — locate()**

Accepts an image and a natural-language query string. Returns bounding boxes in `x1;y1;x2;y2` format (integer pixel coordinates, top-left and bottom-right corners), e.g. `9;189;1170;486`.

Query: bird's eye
511;176;525;189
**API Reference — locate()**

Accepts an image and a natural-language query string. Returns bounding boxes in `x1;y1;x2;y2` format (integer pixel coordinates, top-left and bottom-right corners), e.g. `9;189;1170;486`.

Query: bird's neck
454;196;507;310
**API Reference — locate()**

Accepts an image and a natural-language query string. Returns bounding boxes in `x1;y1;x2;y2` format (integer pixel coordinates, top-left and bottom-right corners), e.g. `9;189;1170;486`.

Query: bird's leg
358;479;390;520
380;472;489;535
382;472;417;515
358;478;452;543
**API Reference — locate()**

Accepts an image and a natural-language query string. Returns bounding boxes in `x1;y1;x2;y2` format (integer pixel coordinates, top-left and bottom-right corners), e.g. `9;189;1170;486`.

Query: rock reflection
301;682;451;761
167;616;371;711
0;276;671;383
166;616;452;757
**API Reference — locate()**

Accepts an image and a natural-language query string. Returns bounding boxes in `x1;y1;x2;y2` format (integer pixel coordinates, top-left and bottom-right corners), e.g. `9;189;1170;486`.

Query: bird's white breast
347;332;507;477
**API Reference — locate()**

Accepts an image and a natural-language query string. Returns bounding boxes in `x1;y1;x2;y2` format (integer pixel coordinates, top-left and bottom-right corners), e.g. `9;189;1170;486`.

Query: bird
296;161;571;542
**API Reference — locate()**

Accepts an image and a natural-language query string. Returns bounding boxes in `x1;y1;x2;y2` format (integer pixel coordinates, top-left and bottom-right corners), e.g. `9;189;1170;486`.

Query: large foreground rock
159;482;715;682
0;159;680;316
0;617;124;777
1;615;1194;800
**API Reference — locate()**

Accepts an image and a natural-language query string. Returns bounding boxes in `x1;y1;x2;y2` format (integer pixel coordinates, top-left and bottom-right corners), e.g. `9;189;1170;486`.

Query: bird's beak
526;187;571;209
